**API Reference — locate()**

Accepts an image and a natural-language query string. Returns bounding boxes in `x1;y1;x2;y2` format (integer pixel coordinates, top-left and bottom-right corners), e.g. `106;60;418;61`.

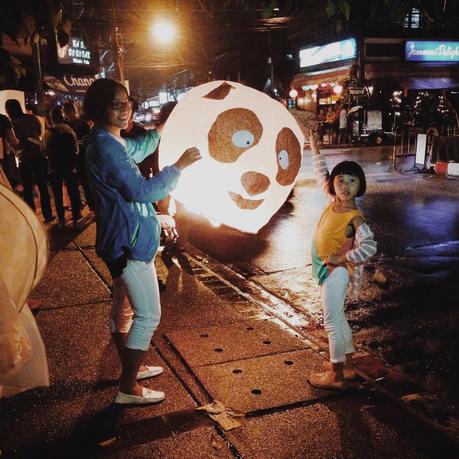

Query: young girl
308;130;377;390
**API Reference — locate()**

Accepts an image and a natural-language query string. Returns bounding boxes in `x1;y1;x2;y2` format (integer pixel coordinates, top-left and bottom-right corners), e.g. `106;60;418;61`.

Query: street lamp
151;19;177;45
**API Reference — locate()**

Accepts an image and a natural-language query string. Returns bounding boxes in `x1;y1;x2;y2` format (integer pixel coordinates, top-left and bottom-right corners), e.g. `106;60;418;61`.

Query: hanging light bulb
333;84;343;94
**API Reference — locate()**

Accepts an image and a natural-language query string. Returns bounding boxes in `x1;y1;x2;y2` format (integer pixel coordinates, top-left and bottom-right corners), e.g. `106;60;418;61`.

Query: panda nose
241;171;271;196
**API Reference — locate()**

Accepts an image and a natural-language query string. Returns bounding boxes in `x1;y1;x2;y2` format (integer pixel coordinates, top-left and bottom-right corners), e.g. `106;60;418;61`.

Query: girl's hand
174;147;202;171
308;129;320;156
326;253;346;266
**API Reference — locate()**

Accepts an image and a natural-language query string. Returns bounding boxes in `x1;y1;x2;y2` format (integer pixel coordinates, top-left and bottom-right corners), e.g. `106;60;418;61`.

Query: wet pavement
175;144;459;441
1;145;459;458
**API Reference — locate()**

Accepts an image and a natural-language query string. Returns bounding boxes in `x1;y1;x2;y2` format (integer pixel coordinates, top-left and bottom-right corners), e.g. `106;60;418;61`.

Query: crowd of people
1;78;377;404
0;99;93;228
316;101;352;146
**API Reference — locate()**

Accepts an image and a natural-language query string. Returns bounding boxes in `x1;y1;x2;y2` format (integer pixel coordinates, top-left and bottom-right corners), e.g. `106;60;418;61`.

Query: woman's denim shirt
86;126;180;264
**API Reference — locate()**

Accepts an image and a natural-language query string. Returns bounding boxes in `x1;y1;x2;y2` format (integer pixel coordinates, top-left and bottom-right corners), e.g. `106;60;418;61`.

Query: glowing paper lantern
0;184;47;308
159;81;304;233
0;183;49;396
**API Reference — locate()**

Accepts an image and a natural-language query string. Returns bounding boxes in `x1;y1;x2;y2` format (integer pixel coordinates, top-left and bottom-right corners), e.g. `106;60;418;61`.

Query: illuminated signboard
405;41;459;62
57;37;92;65
299;38;356;68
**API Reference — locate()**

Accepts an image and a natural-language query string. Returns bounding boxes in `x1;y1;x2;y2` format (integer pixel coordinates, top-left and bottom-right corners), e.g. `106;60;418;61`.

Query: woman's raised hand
174;147;202;171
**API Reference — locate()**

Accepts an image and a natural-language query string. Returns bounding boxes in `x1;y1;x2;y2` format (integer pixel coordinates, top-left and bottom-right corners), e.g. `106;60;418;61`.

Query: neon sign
299;38;356;68
405;41;459;62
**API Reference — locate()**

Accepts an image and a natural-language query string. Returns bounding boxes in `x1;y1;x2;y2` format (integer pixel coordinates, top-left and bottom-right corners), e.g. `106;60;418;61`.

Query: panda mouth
229;191;264;209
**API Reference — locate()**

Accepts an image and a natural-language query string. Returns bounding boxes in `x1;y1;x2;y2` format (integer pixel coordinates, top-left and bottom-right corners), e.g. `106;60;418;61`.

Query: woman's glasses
110;100;133;111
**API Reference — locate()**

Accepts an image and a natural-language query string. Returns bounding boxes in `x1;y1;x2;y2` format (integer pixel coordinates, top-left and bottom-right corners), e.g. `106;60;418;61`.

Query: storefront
291;37;459;137
290;38;358;112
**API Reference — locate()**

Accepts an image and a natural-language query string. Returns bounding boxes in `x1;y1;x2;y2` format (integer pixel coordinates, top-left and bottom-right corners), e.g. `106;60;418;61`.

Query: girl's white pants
321;267;355;363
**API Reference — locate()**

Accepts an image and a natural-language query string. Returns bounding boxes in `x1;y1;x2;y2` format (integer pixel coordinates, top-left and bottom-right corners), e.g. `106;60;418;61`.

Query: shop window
404;8;421;29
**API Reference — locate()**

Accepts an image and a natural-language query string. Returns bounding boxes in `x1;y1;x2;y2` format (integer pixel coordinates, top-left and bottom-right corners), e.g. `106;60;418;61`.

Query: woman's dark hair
5;99;24;119
129;97;139;113
328;160;366;196
83;78;127;123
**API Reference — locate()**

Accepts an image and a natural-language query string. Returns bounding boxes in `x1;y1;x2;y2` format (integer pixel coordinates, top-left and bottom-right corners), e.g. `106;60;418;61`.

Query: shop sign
405;41;459;62
63;75;96;92
57;36;92;65
348;87;366;95
299;38;356;68
43;74;97;94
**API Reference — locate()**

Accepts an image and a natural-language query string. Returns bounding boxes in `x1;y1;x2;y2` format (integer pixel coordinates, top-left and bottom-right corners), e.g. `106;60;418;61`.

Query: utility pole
111;0;126;85
114;27;126;85
32;37;45;115
267;28;274;83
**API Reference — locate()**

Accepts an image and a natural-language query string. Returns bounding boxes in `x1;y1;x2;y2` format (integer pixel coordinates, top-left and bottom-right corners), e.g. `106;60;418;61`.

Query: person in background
308;130;377;390
338;103;350;146
43;107;82;228
5;99;54;223
122;100;178;202
84;78;201;405
121;100;179;290
0;113;20;189
121;98;151;176
325;106;335;144
317;108;326;146
63;101;94;211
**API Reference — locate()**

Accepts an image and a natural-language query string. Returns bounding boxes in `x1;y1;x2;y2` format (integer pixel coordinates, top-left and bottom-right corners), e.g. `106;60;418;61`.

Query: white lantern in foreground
159;81;304;233
0;182;49;396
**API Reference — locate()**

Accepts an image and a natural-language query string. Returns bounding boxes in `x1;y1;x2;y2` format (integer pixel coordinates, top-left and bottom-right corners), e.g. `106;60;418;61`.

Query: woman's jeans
111;259;161;351
321;267;355;363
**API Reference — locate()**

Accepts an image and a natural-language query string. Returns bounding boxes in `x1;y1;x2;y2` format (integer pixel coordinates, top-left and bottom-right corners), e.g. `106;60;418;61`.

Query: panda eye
275;127;301;186
208;108;263;163
278;150;289;169
232;130;255;148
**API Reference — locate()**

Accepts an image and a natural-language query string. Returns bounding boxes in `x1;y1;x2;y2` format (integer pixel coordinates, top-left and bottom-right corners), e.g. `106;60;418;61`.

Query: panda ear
203;82;235;100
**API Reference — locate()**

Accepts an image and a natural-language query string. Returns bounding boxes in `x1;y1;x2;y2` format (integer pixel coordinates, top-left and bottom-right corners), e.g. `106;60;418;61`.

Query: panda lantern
159;81;304;234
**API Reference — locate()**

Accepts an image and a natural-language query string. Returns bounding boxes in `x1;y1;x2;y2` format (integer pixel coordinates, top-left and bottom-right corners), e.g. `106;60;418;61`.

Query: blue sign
405;41;459;62
299;38;356;68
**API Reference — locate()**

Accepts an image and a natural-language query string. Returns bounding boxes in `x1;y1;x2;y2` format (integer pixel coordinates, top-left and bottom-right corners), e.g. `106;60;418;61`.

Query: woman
84;79;201;405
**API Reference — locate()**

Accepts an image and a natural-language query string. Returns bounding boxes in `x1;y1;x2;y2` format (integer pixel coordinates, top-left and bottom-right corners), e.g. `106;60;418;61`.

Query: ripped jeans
110;259;161;351
321;267;355;363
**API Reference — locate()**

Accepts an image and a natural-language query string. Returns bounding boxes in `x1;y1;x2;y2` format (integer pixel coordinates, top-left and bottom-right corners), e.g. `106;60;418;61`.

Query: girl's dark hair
328;160;366;196
83;78;127;123
5;99;24;119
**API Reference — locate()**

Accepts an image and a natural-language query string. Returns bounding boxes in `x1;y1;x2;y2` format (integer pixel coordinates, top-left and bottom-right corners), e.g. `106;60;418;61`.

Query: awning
365;62;459;89
394;76;459;90
291;65;353;89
